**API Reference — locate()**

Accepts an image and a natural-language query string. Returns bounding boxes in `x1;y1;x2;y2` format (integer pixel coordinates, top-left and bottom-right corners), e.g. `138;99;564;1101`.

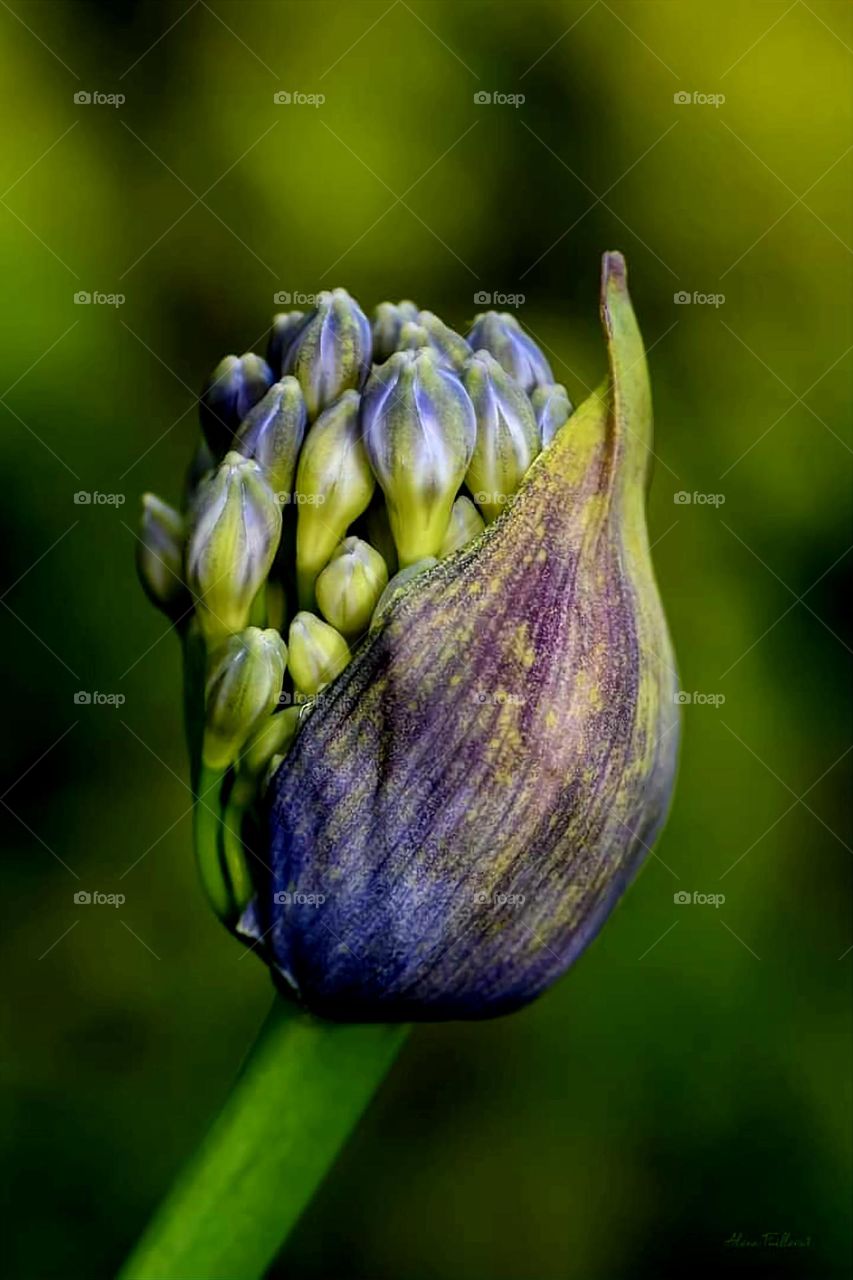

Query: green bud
372;558;438;626
186;452;282;642
463;351;541;522
531;382;573;446
438;495;486;558
234;377;307;495
136;494;188;619
267;311;307;377
231;705;301;806
416;310;471;370
294;391;375;608
372;300;419;361
361;349;476;567
284;288;372;418
315;537;389;638
202;627;287;769
287;612;351;696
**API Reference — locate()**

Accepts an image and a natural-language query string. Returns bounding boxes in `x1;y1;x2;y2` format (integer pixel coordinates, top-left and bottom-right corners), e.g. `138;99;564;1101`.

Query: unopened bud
294;391;375;608
136;494;188;619
531;382;573;446
187;452;282;642
284;288;372;418
315;537;389;638
463;351;541;522
416;310;471;371
234;377;307;495
200;353;274;457
438;495;486;558
361;349;476;567
231;705;301;805
287;612;351;696
267;311;307;377
203;627;287;769
466;311;553;393
372;300;419;361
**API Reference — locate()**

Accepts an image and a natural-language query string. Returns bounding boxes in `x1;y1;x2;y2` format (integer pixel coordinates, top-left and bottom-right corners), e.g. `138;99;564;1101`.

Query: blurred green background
1;2;850;1277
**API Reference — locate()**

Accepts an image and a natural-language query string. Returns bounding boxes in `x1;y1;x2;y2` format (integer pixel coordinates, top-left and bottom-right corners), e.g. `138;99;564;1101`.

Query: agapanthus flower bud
239;254;680;1021
463;351;541;522
267;310;307;377
284;288;372;418
532;382;573;446
136;494;188;620
315;537;389;638
234;377;307;496
438;495;485;558
202;627;287;770
361;349;476;567
466;311;553;394
397;322;431;352
416;310;472;371
186;452;282;642
200;353;274;457
294;391;375;608
372;300;419;361
287;612;350;697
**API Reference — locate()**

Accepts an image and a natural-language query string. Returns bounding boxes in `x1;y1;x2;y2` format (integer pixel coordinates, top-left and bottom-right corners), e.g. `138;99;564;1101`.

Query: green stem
119;998;409;1280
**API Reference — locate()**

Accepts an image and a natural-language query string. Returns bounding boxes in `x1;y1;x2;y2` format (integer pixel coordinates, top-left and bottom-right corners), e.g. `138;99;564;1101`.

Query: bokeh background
1;2;851;1277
